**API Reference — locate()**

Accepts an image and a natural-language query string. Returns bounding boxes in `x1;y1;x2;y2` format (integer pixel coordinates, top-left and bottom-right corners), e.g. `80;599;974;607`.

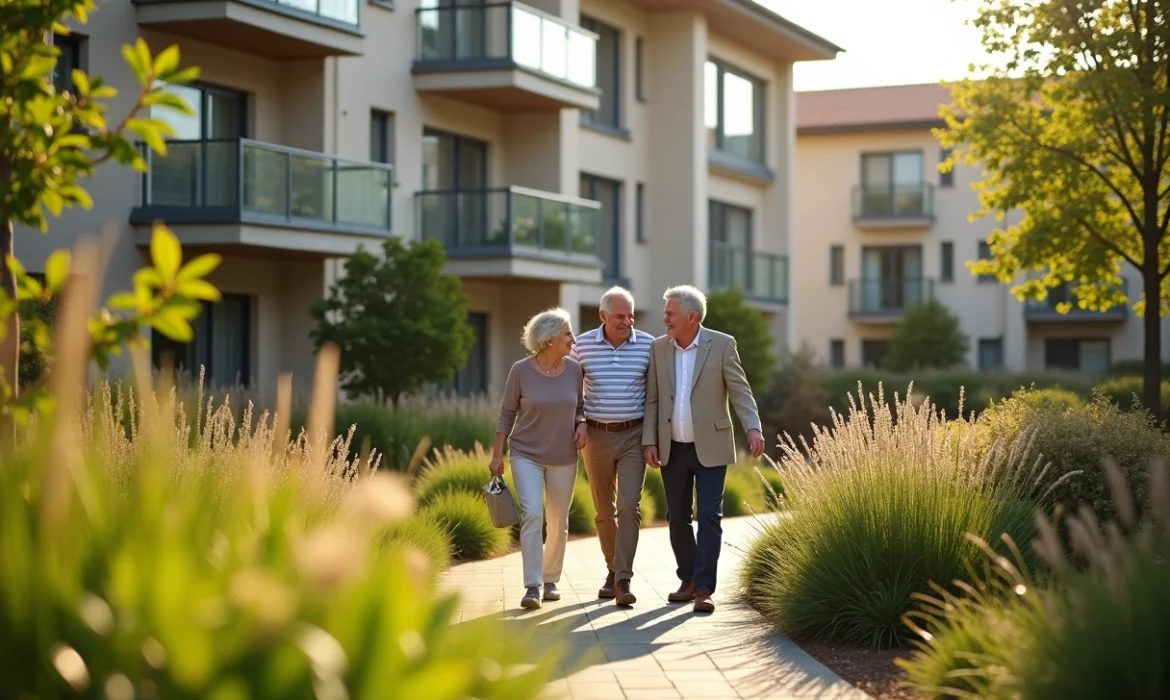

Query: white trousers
511;455;578;588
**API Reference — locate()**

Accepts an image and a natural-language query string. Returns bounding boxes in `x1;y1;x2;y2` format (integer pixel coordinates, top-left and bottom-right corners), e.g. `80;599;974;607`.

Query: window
829;339;845;369
705;59;765;164
708;200;752;291
977;240;995;282
422;128;488;245
370;110;395;167
830;245;844;286
152;294;252;386
635;37;645;102
635;182;646;243
581;16;621;129
859;151;927;217
939;147;954;188
149;83;247;209
52;34;83;94
157;83;247;141
580;174;622;280
861;339;888;369
940;241;954;282
978;338;1003;371
859;246;925;312
453;312;489;396
1045;338;1110;374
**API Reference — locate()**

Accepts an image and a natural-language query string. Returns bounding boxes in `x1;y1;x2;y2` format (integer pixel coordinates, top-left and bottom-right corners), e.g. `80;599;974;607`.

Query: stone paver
439;515;872;700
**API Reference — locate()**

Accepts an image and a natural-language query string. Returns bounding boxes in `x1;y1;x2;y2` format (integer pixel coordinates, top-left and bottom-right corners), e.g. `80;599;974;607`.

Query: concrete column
1003;272;1028;371
764;61;796;353
645;12;707;301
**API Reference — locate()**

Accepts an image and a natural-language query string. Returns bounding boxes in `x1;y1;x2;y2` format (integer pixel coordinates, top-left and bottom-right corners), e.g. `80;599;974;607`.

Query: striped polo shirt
571;326;654;422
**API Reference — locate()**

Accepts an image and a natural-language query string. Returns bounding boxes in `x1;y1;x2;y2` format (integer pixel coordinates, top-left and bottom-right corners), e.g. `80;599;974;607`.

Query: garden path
439;515;872;700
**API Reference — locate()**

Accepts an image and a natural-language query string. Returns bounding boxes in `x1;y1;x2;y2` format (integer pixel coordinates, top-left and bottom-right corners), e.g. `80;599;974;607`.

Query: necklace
534;355;562;375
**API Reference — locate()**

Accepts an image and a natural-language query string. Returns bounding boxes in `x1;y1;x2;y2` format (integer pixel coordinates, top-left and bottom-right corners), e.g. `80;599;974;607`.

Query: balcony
848;277;935;322
416;187;603;283
133;0;363;59
852;184;935;229
412;1;601;112
1024;280;1130;323
708;241;789;305
130;138;392;257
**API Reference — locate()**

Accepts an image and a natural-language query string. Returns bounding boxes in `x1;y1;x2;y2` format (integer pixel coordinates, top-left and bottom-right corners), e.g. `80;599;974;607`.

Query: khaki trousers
582;424;646;582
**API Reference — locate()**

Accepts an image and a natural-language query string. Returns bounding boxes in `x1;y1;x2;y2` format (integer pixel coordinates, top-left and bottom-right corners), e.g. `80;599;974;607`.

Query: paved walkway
439;515;871;700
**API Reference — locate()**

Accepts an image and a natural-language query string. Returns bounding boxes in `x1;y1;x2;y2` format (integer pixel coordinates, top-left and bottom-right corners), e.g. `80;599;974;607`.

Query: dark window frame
977;239;995;283
370;109;395;166
1044;337;1111;373
939;147;954;188
977;337;1003;371
830;245;844;286
580;15;622;131
708;199;754;248
580;173;623;281
706;58;767;165
165;81;249;140
52;34;84;95
635;36;645;102
860;150;926;189
151;293;254;387
861;339;889;369
421;127;489;190
940;241;954;283
829;339;845;369
635;182;646;243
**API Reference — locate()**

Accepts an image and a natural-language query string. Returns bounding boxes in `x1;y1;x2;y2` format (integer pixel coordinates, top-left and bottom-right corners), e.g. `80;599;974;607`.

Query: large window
370;110;395;167
52;34;83;94
705;59;765;164
580;174;622;280
581;16;621;130
453;312;489;396
708;200;752;291
940;241;954;282
859;245;925;312
1045;338;1110;374
859;151;925;216
151;82;247;209
978;337;1003;371
422;128;488;246
152;295;253;387
830;245;844;286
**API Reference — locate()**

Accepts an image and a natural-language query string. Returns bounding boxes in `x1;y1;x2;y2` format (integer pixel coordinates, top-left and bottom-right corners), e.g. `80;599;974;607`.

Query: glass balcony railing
137;138;392;232
707;240;789;303
852;183;935;220
141;0;360;28
849;277;935;316
1024;279;1130;320
415;1;597;89
415;187;601;260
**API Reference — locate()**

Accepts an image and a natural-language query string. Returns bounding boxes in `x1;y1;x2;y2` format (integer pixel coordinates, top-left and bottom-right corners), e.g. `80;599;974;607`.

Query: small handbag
484;476;521;528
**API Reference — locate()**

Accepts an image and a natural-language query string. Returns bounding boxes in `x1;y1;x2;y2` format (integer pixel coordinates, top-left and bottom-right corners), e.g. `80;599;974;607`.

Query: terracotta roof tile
796;83;956;132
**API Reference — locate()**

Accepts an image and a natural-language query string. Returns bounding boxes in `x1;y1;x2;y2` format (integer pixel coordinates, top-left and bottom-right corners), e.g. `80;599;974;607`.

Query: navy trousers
662;441;727;593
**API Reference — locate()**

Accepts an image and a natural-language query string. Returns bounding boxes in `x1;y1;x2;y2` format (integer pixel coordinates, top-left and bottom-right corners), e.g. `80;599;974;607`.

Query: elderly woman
489;307;588;610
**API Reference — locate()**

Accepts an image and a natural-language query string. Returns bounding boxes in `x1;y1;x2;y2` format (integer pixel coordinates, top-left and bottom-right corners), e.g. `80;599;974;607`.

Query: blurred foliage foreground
0;234;570;699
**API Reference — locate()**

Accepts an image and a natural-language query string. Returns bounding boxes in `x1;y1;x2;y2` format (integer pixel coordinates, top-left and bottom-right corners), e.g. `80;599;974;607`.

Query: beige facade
26;0;839;398
792;83;1170;374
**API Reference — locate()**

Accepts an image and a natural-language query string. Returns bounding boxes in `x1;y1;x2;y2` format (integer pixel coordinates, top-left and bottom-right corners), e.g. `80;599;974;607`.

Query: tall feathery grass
742;384;1075;649
0;244;565;698
899;459;1170;699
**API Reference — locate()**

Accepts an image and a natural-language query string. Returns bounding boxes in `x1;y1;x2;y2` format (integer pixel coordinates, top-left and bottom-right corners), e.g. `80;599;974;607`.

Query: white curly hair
522;307;572;354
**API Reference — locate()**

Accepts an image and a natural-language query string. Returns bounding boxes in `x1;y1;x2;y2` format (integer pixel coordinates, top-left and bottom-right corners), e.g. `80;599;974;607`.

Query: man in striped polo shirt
571;286;654;606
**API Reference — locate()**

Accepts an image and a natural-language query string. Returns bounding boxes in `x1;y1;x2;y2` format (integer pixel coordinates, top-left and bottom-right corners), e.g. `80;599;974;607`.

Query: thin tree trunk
1142;236;1163;422
0;216;17;448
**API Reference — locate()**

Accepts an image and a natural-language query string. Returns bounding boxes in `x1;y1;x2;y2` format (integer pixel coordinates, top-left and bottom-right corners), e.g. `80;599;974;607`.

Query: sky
761;0;992;92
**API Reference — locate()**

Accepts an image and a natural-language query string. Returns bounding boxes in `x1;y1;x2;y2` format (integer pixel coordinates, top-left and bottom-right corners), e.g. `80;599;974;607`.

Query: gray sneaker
521;586;542;610
543;583;561;601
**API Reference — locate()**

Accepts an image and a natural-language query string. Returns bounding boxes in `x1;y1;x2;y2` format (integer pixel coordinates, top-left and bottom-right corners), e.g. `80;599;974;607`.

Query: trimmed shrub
979;389;1170;525
742;386;1054;649
423;491;512;560
883;297;969;373
900;464;1170;700
642;467;668;523
414;445;490;506
568;474;598;535
381;513;454;575
1010;386;1085;413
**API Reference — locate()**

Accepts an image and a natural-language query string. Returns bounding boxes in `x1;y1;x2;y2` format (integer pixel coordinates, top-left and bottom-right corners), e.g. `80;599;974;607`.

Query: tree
310;237;475;407
1;0;201;436
758;343;832;452
702;287;776;394
942;0;1170;417
883;298;969;373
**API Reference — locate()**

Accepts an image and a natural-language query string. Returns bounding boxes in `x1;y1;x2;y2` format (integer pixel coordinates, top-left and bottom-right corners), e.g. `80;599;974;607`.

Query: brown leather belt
585;418;644;433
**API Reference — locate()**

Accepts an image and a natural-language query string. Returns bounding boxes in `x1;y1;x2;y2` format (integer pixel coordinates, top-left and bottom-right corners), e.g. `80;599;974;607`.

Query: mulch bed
798;641;920;700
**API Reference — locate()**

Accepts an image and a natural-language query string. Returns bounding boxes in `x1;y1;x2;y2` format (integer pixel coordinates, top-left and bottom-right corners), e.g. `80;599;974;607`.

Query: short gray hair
522;307;572;354
663;285;707;322
600;286;635;313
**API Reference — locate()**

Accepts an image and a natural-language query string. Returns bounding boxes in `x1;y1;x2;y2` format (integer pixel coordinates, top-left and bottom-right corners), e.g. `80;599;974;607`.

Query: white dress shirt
670;328;702;443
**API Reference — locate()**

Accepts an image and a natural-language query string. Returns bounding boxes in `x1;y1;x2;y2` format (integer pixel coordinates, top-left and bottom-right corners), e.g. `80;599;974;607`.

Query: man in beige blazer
643;285;764;614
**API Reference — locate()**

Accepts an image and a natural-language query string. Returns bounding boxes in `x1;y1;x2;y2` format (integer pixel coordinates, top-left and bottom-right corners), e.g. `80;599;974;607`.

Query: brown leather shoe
693;588;715;613
598;571;616;599
615;579;636;607
667;581;695;603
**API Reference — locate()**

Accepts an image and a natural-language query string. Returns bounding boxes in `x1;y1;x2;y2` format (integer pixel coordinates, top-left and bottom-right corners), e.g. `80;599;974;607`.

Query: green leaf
5;255;26;278
167;66;201;85
45;250;71;294
127;118;167;156
122;43;148;84
71;69;91;96
177;253;222;282
107;292;140;311
134;268;165;290
176;279;221;302
150;224;182;282
150;309;193;342
153;45;182;80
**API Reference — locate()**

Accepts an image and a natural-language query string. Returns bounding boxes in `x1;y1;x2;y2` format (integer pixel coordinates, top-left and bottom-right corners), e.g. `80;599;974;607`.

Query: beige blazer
642;327;762;468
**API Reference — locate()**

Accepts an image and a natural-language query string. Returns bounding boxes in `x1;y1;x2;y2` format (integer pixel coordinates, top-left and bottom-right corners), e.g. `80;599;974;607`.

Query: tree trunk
1142;246;1163;422
0;217;17;448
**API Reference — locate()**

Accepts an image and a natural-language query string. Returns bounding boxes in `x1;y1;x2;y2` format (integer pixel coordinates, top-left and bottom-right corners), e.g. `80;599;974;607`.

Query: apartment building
791;83;1170;374
25;0;839;397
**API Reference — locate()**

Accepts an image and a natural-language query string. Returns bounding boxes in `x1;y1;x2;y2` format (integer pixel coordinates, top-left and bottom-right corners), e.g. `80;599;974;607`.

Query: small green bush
568;474;598;535
414;445;490;506
381;513;454;575
1105;359;1170;377
1009;386;1085;413
1095;375;1170;414
642;467;667;522
640;488;656;525
900;464;1170;700
742;386;1053;649
980;390;1170;524
883;297;969;373
424;491;512;560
